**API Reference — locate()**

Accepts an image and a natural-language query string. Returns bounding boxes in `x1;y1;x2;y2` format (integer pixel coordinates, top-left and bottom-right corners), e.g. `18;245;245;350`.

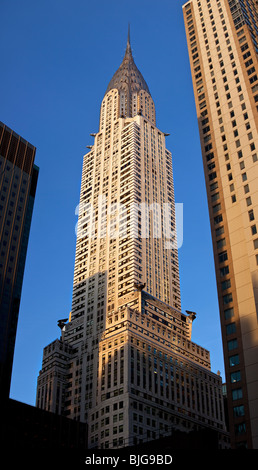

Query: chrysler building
36;30;228;449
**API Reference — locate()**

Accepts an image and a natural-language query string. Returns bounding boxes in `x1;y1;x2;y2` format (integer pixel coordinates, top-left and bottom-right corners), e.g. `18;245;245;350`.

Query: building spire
126;23;132;54
105;26;151;98
127;23;130;46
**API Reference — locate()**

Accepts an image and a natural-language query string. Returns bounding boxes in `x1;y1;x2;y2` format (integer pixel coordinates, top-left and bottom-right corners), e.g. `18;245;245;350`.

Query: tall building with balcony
183;0;258;449
36;31;228;449
0;122;38;400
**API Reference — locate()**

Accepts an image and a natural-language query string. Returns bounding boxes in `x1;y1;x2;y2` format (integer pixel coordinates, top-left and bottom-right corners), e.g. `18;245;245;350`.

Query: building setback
183;0;258;449
36;31;229;449
0;122;38;400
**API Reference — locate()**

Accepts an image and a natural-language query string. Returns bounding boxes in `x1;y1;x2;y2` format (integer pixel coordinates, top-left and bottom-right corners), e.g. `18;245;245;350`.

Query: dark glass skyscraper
0;121;38;400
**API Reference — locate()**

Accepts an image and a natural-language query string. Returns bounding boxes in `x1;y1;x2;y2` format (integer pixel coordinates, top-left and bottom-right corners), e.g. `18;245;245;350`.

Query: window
231;370;241;383
233;405;244;417
235;422;246;435
229;354;240;367
226;323;236;335
208;161;215;171
232;388;243;401
217;238;226;249
216;226;224;237
206;152;214;162
241;43;249;53
220;265;229;277
213;203;221;213
222;279;231;290
210;181;218;191
249;210;255;221
247;67;255;76
214;214;223;225
254;239;258;250
223;293;233;304
228;338;238;350
219;251;228;263
225;307;234;319
251;225;257;235
209;171;217;181
211;192;219;202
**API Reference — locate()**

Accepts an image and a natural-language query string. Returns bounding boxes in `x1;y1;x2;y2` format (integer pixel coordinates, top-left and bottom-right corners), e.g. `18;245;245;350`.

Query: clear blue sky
1;0;225;407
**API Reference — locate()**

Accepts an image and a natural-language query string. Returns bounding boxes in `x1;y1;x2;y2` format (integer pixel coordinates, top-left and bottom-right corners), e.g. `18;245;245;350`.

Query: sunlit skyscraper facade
36;31;228;449
183;0;258;449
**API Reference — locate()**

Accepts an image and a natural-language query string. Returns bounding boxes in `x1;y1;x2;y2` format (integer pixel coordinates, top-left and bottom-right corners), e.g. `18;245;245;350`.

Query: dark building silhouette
1;398;88;450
